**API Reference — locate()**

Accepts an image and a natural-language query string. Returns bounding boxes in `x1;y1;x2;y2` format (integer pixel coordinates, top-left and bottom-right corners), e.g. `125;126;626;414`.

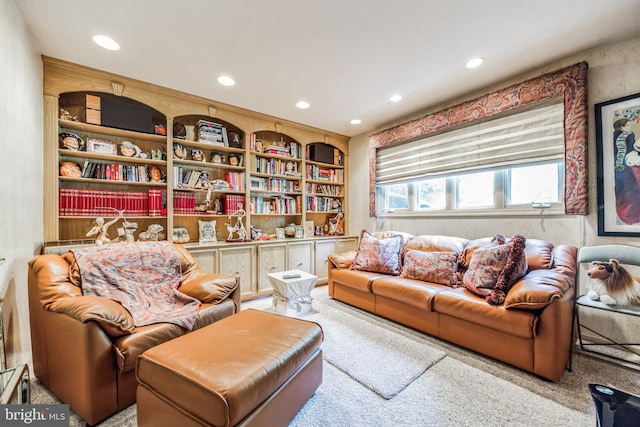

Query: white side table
268;270;317;317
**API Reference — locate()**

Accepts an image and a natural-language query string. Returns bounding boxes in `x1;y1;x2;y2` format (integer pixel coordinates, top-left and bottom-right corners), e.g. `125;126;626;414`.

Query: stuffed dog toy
586;259;640;306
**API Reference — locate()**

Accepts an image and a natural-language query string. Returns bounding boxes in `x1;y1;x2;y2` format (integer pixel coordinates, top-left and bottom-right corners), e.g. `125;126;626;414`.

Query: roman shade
376;101;564;185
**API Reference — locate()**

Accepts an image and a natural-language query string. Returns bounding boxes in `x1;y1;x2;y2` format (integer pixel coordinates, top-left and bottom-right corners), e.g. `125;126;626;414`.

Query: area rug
305;300;446;399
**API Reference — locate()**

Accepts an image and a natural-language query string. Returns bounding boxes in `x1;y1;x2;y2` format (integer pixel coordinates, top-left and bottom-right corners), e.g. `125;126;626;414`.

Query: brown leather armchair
28;244;240;425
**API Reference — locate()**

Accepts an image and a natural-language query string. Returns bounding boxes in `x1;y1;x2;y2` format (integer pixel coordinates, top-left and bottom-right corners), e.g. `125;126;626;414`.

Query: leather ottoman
136;309;323;427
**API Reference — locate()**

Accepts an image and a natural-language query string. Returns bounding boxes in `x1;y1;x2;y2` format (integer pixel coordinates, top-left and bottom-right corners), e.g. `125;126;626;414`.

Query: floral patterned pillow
463;234;527;305
350;230;403;275
400;250;459;287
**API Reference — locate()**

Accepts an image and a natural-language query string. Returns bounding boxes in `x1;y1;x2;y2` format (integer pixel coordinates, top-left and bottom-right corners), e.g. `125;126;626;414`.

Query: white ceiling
15;0;640;137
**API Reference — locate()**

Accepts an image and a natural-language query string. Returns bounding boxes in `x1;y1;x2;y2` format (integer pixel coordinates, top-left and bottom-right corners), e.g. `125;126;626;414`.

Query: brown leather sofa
28;244;241;425
328;232;577;382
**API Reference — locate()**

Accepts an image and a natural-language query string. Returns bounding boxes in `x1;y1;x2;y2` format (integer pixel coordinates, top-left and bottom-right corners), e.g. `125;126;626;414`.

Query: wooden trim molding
369;61;589;217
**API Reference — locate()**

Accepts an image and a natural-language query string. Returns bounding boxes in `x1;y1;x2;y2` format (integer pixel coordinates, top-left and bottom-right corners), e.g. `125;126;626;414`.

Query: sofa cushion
403;235;468;254
371;276;445;311
462;235;528;305
331;268;387;293
524;239;554;271
434;288;537;339
400;250;458;287
351;230;403;275
114;322;187;373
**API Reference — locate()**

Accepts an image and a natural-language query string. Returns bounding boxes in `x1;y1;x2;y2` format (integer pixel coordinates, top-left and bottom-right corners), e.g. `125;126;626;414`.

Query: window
375;100;566;216
378;160;564;215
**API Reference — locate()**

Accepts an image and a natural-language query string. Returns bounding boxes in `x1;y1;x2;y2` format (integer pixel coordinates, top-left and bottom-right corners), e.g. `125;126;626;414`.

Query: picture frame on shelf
595;91;640;236
86;138;117;155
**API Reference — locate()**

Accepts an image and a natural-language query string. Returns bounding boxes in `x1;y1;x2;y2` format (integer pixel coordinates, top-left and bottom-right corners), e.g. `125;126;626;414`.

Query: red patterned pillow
350;230;403;275
401;250;459;287
463;234;527;305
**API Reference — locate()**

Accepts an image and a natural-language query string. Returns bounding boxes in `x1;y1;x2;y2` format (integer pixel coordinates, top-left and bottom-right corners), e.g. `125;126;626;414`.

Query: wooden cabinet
336;237;358;253
287;241;314;273
188;248;218;274
314;240;337;284
219;246;254;299
257;243;286;294
186;235;353;301
42;57;349;245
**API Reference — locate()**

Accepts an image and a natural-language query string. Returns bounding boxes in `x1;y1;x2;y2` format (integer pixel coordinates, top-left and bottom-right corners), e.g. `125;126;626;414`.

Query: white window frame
377;160;565;218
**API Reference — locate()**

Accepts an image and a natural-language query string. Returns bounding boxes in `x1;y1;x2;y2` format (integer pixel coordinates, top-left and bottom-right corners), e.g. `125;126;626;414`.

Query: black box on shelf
100;96;155;134
308;143;337;165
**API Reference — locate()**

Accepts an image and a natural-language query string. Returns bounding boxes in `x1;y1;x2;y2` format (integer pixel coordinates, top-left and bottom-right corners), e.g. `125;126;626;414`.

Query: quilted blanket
72;241;201;330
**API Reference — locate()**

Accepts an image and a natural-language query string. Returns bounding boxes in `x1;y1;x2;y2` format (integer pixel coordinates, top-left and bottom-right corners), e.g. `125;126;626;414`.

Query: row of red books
59;188;156;216
224;194;246;214
173;191;197;214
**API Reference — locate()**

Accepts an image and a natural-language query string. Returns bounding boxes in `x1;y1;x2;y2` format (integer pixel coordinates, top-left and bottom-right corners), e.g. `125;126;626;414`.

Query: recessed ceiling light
92;35;120;51
390;94;402;103
217;75;236;86
296;101;310;109
465;57;484;69
350;119;362;125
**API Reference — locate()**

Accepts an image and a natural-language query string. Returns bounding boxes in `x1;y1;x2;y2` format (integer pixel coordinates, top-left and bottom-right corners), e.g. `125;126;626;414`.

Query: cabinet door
188;249;218;274
287;241;314;274
315;240;338;283
337;237;358;253
257;244;286;294
219;246;254;299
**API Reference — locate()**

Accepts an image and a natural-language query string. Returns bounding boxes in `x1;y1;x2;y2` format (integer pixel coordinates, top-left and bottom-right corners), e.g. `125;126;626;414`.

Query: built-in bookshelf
43;57;349;245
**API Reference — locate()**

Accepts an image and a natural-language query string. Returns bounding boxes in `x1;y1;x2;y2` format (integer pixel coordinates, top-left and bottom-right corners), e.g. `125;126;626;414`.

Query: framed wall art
595;92;640;236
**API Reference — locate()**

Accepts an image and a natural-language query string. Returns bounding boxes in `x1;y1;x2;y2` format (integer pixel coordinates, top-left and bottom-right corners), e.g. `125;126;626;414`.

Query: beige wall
348;34;640;251
0;0;44;367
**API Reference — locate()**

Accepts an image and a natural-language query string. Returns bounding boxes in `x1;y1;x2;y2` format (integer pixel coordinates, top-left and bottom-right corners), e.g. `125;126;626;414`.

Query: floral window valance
368;61;589;217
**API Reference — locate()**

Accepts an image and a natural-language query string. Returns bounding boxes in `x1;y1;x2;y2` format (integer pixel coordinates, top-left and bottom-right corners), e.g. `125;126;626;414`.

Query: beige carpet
305;301;446;399
28;285;640;426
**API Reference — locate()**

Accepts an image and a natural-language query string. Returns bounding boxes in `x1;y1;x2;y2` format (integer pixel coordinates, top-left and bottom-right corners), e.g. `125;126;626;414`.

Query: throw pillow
401;250;459;287
350;230;403;275
463;234;528;305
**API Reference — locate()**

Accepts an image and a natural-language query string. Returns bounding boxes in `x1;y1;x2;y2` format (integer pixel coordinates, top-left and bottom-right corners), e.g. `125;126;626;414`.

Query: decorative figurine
225;204;248;242
86;210;124;245
151;149;164;160
173;143;186;159
59;161;82;177
211;152;224;164
154;124;166;135
138;224;164;241
191;148;205;162
119;141;141;157
173;121;186;139
149;166;164;183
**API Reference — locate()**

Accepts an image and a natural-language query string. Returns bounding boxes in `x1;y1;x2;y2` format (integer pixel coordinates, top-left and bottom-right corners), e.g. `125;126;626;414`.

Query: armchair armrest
328;250;357;269
47;295;135;337
179;272;239;304
504;245;577;310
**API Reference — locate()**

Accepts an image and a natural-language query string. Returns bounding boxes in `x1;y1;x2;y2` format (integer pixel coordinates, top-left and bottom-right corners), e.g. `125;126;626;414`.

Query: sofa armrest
328;250;357;269
504;245;577;310
179;272;239;305
47;295;135;337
